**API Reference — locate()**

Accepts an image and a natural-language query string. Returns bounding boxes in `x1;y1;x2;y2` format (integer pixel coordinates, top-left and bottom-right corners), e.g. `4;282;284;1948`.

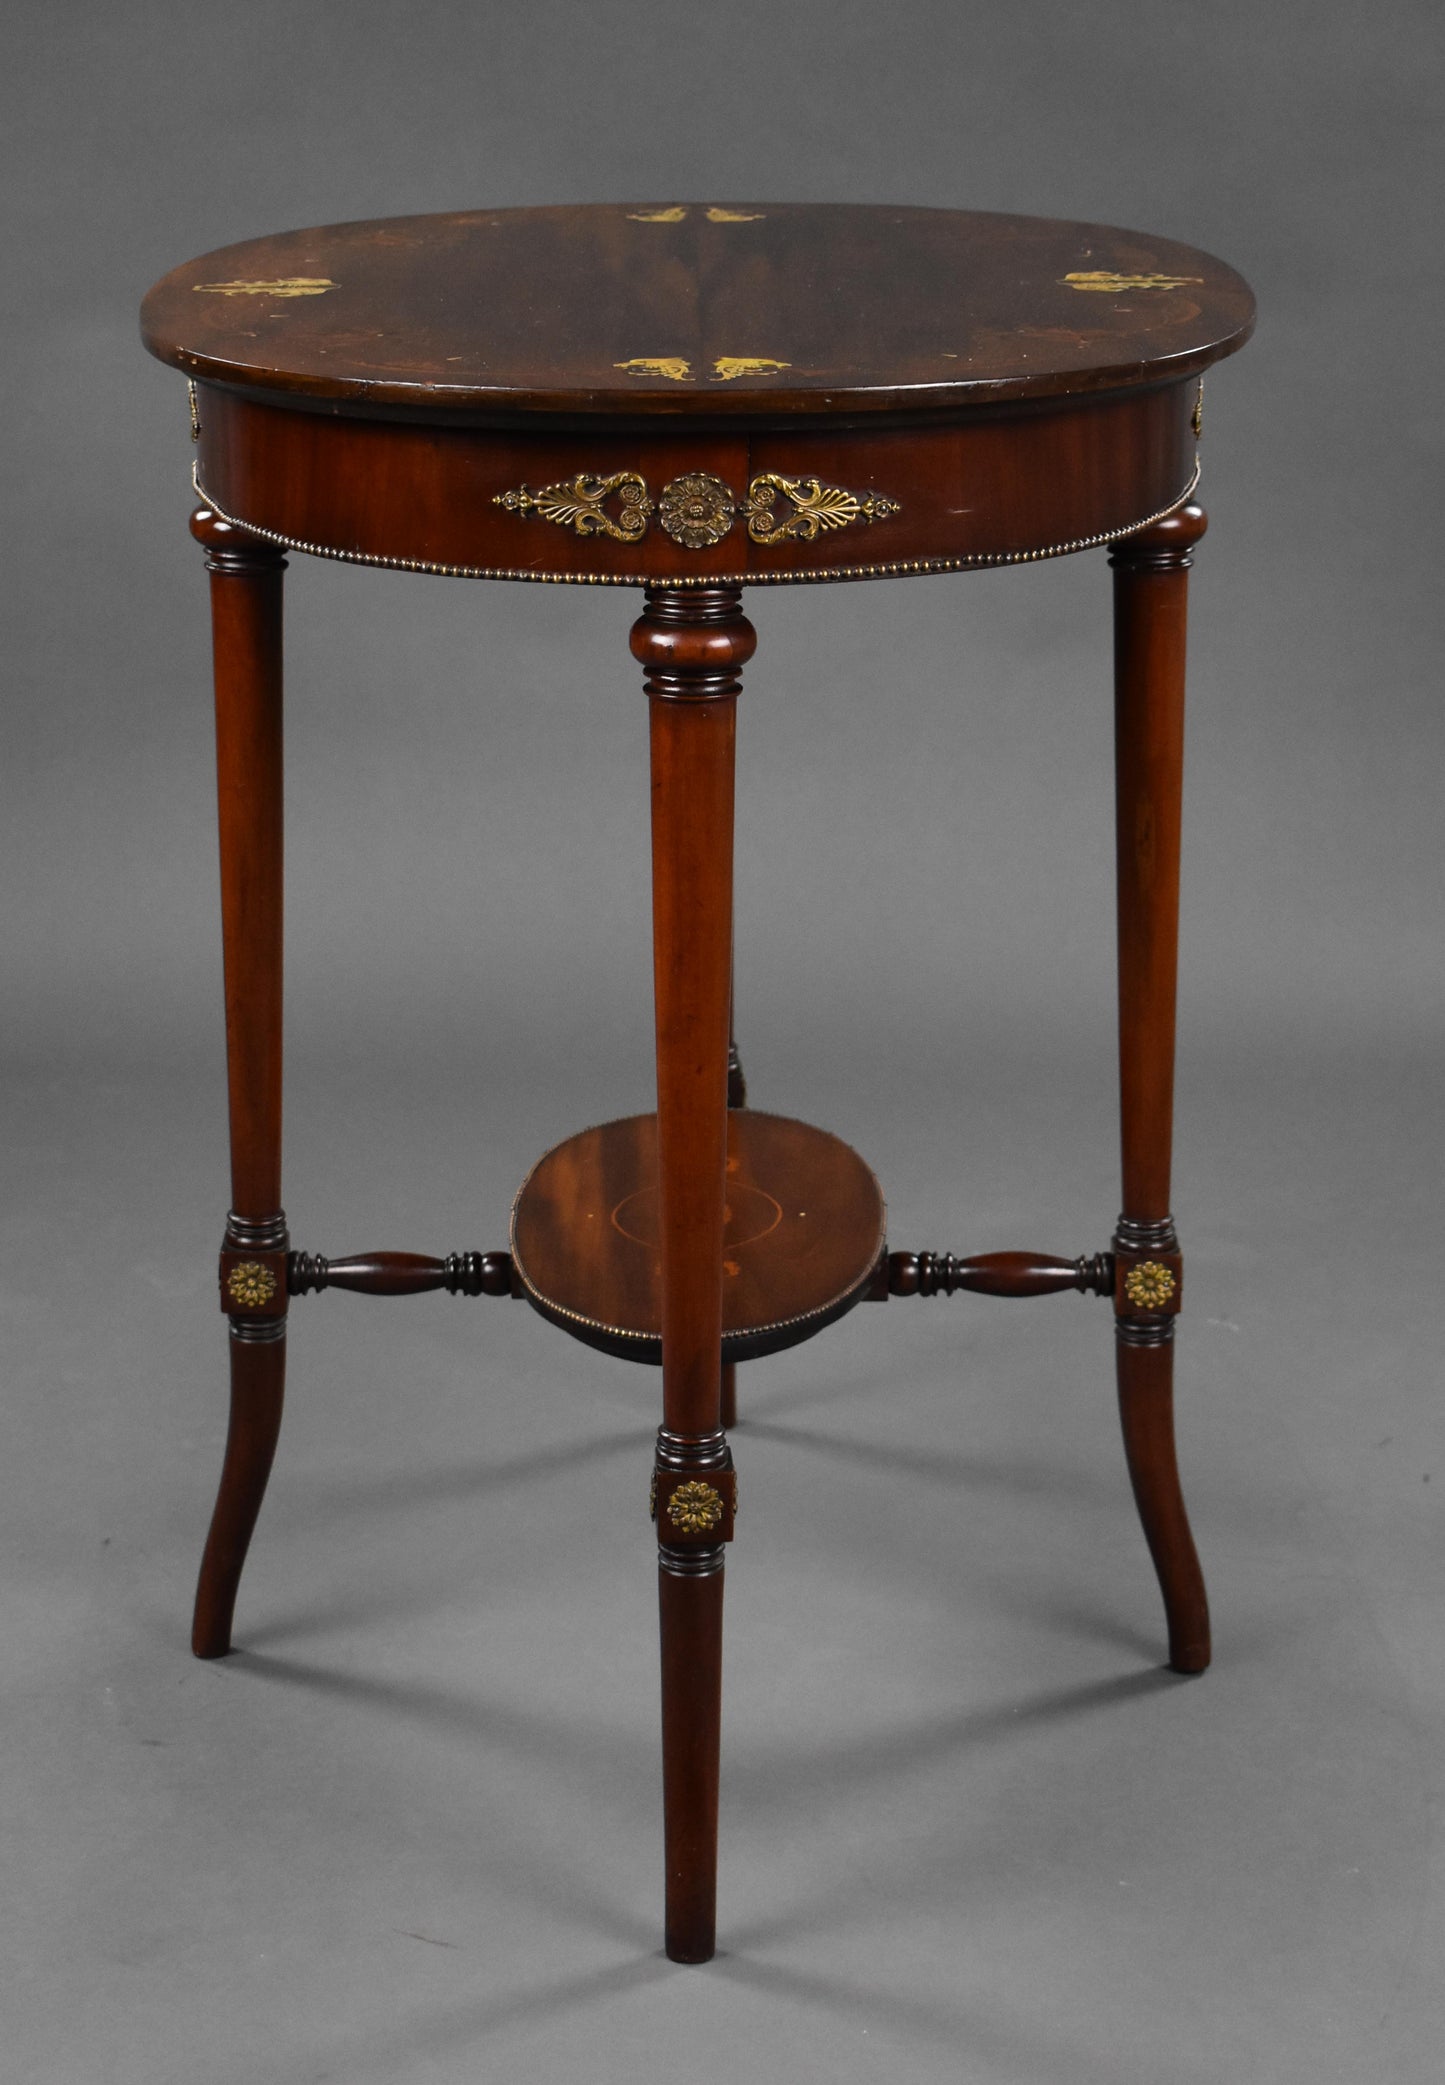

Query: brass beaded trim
506;1109;887;1351
511;1251;879;1349
190;459;1201;589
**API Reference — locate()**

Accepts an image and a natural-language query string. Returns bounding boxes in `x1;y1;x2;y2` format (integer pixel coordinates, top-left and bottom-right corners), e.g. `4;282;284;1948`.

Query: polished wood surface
1116;1334;1209;1674
1109;506;1210;1674
142;204;1253;418
148;204;1252;592
658;1564;724;1963
286;1249;516;1297
1112;504;1204;1224
185;379;1199;588
189;508;290;1660
511;1110;886;1364
148;205;1254;1961
191;1329;285;1660
195;510;286;1222
637;584;745;1960
638;585;747;1437
885;1250;1112;1299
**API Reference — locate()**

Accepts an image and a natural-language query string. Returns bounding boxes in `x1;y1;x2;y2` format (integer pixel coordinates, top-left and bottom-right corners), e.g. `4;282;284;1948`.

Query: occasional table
141;203;1254;1963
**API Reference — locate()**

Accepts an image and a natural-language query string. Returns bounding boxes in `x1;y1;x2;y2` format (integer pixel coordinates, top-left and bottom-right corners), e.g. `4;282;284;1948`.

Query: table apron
191;381;1201;586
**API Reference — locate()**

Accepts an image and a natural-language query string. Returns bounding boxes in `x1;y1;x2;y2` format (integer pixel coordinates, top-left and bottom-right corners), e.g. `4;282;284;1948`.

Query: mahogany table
141;203;1254;1963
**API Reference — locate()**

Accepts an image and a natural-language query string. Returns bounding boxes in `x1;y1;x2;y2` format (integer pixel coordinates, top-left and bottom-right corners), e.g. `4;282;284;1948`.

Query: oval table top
142;202;1255;423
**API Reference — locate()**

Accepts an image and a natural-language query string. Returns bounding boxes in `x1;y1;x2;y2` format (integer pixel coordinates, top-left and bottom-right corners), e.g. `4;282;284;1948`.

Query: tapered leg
632;585;753;1962
657;1559;725;1955
1109;504;1210;1675
1115;1336;1207;1670
723;964;744;1431
190;508;290;1659
191;1326;286;1656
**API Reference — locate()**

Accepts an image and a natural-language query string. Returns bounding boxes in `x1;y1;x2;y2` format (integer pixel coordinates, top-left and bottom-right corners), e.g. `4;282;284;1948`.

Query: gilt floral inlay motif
614;357;694;382
712;357;791;381
623;206;765;223
1062;272;1202;292
193;278;336;297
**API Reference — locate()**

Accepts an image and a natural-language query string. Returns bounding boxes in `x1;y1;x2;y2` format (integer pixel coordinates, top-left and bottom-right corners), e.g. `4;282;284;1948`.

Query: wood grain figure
144;205;1254;1950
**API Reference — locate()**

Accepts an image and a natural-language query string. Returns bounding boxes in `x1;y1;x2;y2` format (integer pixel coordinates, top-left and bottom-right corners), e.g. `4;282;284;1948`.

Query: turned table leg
1109;503;1210;1674
190;509;289;1659
721;964;744;1433
632;585;753;1963
726;959;747;1113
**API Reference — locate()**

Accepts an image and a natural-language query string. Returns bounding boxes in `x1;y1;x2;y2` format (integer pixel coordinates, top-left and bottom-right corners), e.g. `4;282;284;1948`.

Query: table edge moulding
141;200;1256;1965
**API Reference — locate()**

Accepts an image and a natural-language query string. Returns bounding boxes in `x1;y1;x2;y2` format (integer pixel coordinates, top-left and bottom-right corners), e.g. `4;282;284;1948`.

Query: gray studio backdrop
5;6;1442;2084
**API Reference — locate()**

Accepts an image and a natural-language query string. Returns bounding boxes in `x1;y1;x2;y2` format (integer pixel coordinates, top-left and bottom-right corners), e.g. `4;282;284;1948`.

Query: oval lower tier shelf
510;1111;886;1364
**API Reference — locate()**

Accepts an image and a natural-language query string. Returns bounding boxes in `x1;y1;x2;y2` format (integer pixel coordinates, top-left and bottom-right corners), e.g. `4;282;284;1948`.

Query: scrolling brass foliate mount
743;474;902;543
494;470;901;550
493;472;653;544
